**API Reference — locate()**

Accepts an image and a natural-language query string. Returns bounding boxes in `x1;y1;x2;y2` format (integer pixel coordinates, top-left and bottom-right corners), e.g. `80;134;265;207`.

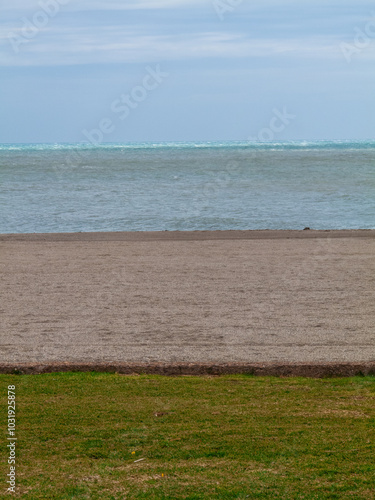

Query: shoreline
1;228;374;242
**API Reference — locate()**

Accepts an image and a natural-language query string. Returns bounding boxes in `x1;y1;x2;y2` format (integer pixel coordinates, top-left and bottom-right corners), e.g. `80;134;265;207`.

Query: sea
0;141;374;234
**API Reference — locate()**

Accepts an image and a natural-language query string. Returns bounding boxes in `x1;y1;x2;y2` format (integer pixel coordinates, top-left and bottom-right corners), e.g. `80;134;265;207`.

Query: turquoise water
0;141;374;233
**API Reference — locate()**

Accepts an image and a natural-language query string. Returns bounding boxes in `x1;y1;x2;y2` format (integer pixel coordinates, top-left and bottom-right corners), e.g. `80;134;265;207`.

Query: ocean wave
1;140;375;152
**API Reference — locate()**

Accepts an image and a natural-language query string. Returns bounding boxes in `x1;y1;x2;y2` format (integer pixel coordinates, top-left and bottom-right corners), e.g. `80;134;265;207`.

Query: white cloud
88;0;202;8
0;0;203;12
1;1;375;67
1;26;359;67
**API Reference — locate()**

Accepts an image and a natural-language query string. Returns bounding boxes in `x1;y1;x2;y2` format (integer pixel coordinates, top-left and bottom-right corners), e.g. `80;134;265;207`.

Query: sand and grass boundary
1;362;375;377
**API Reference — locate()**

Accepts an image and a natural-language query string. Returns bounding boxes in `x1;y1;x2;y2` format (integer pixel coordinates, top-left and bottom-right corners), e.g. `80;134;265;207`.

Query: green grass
1;373;374;499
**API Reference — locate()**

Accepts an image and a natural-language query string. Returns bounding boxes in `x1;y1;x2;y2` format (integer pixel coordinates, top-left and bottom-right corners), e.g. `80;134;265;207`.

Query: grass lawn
1;373;374;499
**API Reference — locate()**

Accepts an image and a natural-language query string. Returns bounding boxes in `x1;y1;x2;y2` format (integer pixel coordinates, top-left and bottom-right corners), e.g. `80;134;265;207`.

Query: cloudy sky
1;0;374;142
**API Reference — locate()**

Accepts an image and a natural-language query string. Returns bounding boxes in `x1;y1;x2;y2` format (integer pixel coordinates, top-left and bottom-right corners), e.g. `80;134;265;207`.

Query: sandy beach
1;230;374;374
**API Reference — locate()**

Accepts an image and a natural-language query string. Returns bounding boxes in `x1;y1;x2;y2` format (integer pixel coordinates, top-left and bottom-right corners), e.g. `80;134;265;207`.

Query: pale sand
0;230;374;374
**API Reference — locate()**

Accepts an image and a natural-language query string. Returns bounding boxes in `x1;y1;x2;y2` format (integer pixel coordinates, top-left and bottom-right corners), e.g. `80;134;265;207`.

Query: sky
0;0;374;143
